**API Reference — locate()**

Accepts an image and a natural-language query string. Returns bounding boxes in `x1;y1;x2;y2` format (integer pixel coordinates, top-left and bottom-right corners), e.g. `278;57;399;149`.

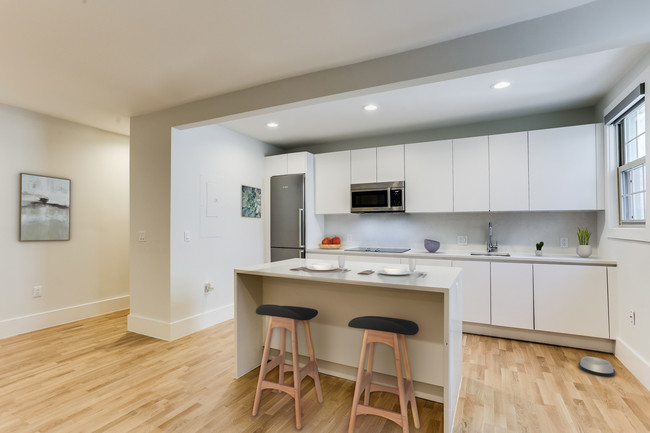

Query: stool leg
348;330;369;433
392;333;409;433
252;317;275;417
363;342;375;406
291;319;302;429
401;335;420;429
279;328;286;385
303;320;323;403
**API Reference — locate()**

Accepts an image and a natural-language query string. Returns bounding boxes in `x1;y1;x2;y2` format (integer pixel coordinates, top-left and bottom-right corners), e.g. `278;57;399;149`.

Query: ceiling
218;45;650;147
0;0;605;137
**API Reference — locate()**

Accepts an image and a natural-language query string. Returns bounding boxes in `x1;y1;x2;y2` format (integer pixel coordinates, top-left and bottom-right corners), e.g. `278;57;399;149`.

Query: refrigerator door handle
298;208;304;247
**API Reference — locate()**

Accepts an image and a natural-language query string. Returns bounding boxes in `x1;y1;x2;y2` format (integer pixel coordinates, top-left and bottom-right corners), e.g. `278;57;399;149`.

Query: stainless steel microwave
350;181;405;213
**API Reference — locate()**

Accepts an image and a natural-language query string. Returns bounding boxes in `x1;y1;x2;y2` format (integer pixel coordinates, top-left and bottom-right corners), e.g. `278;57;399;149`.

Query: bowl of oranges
319;236;341;249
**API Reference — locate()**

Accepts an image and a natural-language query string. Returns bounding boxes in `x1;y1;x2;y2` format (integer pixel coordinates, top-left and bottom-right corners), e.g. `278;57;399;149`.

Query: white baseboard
0;295;130;340
127;303;233;341
463;322;615;353
615;338;650;391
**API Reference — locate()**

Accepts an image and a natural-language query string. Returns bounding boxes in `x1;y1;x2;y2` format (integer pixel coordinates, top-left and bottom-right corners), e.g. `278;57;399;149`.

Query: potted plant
535;241;544;256
576;227;592;258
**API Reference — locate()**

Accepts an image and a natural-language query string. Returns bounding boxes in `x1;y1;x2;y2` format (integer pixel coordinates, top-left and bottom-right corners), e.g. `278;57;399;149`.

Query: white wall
0;103;130;339
167;124;270;340
325;211;599;256
597;53;650;390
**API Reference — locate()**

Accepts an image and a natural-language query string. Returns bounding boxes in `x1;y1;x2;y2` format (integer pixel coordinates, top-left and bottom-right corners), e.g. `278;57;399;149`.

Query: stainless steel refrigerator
270;174;305;261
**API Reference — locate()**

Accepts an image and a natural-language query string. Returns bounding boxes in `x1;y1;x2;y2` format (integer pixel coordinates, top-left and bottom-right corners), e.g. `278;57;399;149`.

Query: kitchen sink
470;252;511;257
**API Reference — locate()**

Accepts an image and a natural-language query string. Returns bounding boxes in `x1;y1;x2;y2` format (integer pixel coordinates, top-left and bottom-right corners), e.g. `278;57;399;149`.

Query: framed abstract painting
20;173;71;241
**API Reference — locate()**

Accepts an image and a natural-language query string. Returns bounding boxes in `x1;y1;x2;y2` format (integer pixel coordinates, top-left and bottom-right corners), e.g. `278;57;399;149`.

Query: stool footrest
261;380;296;397
356;404;403;425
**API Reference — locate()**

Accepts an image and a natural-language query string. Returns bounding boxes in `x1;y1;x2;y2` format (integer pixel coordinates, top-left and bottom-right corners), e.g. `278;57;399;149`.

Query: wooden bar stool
252;304;323;429
347;316;420;433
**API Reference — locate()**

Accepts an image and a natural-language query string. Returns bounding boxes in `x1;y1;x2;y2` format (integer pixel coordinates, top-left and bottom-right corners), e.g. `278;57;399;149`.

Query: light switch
184;230;191;242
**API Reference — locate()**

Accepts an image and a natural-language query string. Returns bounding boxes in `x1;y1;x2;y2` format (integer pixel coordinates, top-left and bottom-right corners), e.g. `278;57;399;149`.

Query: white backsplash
324;211;600;256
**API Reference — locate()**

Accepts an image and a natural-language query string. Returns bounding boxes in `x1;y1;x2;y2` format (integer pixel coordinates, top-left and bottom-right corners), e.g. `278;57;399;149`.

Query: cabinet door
534;264;609;338
265;154;287;177
529;124;597;210
452;260;491;324
400;258;451;267
377;145;405;182
350;148;377;184
453;136;489;212
404;140;453;213
287;152;308;174
315;151;351;214
491;262;533;329
489;132;529;211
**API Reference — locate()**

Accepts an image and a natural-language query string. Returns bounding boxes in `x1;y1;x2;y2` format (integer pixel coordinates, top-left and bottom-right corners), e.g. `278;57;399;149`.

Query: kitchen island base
235;259;462;433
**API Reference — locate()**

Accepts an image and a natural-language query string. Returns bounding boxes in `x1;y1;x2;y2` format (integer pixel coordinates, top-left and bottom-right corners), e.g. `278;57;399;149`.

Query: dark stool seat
348;315;420;433
256;304;318;321
348;316;419;336
252;304;323;429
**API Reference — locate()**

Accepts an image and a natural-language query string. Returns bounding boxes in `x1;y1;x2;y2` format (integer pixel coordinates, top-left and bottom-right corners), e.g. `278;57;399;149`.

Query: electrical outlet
560;237;569;248
32;285;42;298
138;230;146;242
457;235;468;246
204;282;214;294
184;230;191;242
629;310;636;325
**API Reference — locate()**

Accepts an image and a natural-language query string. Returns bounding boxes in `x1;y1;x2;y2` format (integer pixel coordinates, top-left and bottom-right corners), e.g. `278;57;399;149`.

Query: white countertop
235;258;462;293
306;248;617;266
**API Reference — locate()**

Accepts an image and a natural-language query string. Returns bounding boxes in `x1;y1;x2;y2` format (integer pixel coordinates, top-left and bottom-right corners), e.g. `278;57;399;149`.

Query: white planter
576;245;592;258
535;250;543;256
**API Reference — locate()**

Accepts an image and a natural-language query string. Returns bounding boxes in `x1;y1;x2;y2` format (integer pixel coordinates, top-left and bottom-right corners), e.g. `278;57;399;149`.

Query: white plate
379;266;410;276
306;263;337;271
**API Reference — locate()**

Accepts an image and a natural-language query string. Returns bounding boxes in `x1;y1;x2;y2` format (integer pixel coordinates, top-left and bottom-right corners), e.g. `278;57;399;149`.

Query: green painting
241;185;261;218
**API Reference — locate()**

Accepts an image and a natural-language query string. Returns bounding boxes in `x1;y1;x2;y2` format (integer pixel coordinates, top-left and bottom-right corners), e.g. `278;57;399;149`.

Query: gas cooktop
344;247;410;253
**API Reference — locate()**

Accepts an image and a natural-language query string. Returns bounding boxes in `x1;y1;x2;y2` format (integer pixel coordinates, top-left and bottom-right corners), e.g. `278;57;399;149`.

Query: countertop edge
305;248;617;266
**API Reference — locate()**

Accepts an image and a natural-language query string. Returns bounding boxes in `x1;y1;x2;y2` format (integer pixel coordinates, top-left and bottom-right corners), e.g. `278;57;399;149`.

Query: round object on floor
578;356;615;377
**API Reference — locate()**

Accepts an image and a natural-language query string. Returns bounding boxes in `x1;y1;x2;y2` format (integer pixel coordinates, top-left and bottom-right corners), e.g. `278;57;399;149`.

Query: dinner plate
306;263;338;271
379;266;410;276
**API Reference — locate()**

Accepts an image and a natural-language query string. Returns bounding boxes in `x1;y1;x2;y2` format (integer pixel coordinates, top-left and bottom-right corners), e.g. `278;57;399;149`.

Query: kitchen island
234;258;462;433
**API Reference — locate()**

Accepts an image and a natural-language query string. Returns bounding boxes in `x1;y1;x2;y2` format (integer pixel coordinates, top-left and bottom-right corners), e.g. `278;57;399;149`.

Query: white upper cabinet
350;145;404;184
315;150;351;214
404;140;453;213
287;152;309;174
350;148;377;184
489;132;529;211
528;124;597;211
453;136;489;212
265;154;288;177
377;145;405;182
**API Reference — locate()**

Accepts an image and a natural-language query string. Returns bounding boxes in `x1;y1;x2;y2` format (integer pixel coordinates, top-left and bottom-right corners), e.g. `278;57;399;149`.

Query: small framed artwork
20;173;71;241
241;185;261;218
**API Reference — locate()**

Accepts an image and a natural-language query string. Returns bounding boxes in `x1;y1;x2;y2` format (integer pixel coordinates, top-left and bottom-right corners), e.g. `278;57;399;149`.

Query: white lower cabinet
490;262;533;329
452;260;491;324
533;264;609;339
400;258;451;267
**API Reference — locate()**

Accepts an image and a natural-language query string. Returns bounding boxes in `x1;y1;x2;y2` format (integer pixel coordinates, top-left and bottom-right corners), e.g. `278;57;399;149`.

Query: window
606;84;646;225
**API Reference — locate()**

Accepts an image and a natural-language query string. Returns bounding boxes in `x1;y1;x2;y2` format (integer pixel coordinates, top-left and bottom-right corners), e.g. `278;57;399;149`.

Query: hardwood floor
0;310;648;432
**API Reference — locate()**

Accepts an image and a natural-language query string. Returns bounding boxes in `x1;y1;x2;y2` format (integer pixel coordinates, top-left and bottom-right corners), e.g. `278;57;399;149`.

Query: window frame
605;83;646;226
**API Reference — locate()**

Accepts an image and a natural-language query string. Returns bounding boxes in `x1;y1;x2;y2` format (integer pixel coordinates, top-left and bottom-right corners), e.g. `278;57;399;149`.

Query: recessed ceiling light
266;122;279;128
363;104;378;111
491;81;511;90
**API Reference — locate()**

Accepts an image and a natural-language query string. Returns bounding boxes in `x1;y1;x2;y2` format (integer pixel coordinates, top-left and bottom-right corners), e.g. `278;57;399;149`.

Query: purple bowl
424;239;440;253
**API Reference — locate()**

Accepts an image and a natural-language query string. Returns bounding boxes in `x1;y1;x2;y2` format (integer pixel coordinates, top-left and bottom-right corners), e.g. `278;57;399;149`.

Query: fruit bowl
318;244;341;249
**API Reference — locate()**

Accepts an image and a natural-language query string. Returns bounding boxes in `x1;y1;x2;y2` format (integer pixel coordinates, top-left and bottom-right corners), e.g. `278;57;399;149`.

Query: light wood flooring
0;310;649;432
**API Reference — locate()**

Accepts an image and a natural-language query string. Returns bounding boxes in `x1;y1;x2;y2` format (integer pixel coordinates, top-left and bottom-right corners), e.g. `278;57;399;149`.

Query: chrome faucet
487;222;498;252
